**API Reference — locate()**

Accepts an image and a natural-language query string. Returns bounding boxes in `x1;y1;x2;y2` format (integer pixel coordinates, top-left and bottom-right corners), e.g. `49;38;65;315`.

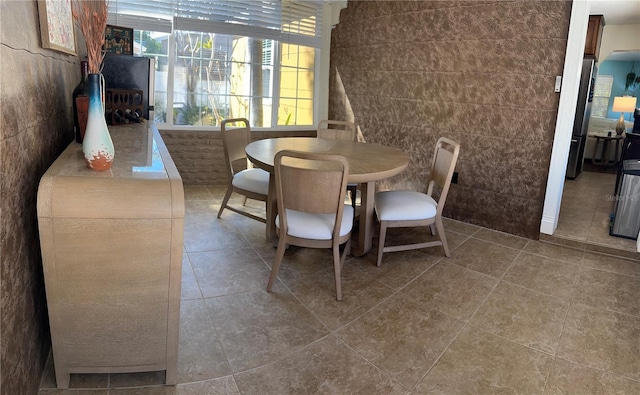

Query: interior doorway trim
540;0;591;235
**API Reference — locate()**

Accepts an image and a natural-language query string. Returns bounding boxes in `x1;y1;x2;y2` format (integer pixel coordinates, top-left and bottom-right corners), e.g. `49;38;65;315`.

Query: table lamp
612;96;637;135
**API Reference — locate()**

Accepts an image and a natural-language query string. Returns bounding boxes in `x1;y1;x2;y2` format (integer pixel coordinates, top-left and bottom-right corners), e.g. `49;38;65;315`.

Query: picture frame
37;0;77;55
104;25;134;55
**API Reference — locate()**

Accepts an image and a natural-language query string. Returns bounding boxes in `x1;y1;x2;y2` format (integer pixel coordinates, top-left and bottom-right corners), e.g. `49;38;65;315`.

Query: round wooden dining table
246;137;410;256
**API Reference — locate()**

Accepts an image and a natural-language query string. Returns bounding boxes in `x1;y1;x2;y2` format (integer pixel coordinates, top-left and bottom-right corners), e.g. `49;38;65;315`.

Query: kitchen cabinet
37;122;184;388
584;15;604;60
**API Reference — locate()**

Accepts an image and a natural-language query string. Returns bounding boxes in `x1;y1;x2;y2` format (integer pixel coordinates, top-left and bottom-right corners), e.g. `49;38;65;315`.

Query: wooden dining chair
217;118;269;223
317;119;359;210
266;150;353;301
317;119;356;141
374;137;460;266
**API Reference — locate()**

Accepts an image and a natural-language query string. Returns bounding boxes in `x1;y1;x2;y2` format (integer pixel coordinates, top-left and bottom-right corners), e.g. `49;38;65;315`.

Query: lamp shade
612;96;637;113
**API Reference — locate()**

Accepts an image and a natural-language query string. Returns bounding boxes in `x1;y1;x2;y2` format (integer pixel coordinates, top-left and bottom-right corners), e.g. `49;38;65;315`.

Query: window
592;75;613;118
279;43;315;126
108;0;324;129
172;31;235;126
133;30;170;123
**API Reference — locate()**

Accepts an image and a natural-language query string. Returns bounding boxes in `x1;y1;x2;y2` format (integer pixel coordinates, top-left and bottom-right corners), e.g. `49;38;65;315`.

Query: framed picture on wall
37;0;77;55
104;25;133;55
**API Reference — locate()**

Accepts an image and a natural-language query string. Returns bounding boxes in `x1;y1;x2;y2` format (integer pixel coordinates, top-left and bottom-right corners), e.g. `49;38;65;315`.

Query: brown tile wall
1;1;79;393
329;0;571;238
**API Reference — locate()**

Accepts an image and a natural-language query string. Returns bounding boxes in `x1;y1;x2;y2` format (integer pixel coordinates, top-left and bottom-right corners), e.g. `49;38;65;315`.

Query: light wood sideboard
37;122;184;388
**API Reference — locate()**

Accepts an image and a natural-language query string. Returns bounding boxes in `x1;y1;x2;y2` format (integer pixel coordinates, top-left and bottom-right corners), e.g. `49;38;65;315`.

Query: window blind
107;0;174;32
592;75;613;118
107;0;322;47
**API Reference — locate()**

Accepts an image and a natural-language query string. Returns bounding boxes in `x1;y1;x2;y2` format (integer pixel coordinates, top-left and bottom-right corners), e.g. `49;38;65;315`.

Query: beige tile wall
0;1;79;393
328;0;571;238
159;129;315;185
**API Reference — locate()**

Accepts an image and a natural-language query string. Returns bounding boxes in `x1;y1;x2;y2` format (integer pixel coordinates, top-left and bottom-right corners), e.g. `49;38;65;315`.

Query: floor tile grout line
321;230;491;340
195;286;334;381
192;295;237;383
333;334;413;392
550;356;640;385
408;241;529;391
569;298;640;320
255;225;469;339
226;333;336;378
416;243;566;392
543;251;640;385
408;316;467;392
274;274;335;334
546;247;587;393
183;252;206;300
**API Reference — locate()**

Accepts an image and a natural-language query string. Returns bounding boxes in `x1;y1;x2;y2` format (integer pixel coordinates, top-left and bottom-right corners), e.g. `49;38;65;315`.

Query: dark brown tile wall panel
1;2;78;393
329;0;571;238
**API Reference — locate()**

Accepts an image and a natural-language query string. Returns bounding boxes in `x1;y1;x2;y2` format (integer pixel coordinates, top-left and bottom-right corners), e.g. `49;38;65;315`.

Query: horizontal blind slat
108;0;323;47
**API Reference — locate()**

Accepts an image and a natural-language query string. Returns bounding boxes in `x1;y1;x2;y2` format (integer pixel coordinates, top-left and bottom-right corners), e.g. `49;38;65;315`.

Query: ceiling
590;0;640;61
590;0;640;25
606;50;640;62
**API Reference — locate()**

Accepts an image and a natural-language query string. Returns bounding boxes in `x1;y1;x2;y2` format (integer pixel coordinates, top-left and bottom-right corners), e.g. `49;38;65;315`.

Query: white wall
598;24;640;61
540;1;591;235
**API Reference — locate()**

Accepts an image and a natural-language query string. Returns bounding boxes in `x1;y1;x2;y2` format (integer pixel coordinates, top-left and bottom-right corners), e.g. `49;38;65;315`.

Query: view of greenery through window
134;29;315;128
133;30;169;123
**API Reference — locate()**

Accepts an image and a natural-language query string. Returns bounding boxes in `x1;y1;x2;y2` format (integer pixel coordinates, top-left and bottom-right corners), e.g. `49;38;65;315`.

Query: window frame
113;0;330;131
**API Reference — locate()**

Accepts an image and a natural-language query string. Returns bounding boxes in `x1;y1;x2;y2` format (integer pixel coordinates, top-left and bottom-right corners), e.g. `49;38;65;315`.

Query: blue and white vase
83;73;114;171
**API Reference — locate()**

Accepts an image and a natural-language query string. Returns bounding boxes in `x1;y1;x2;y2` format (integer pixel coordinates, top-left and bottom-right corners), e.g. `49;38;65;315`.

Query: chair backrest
426;137;460;215
220;118;251;178
274;150;350;237
317;120;356;141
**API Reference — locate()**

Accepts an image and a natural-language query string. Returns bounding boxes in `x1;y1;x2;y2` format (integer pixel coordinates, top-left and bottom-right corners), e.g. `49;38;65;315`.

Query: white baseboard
539;215;557;235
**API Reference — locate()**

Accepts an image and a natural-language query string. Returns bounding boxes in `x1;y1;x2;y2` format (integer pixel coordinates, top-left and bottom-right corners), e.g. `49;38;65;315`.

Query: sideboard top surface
37;122;184;220
56;122;168;180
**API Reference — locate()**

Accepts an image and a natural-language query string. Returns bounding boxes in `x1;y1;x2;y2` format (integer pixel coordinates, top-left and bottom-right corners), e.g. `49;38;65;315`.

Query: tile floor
550;169;638;258
39;185;640;394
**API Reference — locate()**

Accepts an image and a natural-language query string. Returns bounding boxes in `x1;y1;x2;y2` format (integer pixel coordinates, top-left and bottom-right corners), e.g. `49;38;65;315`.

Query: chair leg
429;224;436;236
242;196;248;206
376;221;388;267
341;239;351;269
217;186;233;218
435;216;450;257
333;243;343;301
348;186;357;211
267;237;287;292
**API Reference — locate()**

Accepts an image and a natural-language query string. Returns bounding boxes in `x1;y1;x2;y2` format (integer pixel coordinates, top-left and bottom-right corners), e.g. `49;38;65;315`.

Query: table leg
351;181;375;257
591;137;600;165
603;139;611;165
265;174;277;245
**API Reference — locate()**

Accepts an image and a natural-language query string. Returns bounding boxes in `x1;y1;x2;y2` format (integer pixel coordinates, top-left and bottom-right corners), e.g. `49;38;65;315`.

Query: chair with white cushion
374;137;460;266
217;118;269;223
266;150;353;301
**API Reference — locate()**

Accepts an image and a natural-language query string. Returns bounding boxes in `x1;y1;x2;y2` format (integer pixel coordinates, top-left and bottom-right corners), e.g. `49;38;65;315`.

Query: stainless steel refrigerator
566;58;597;179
